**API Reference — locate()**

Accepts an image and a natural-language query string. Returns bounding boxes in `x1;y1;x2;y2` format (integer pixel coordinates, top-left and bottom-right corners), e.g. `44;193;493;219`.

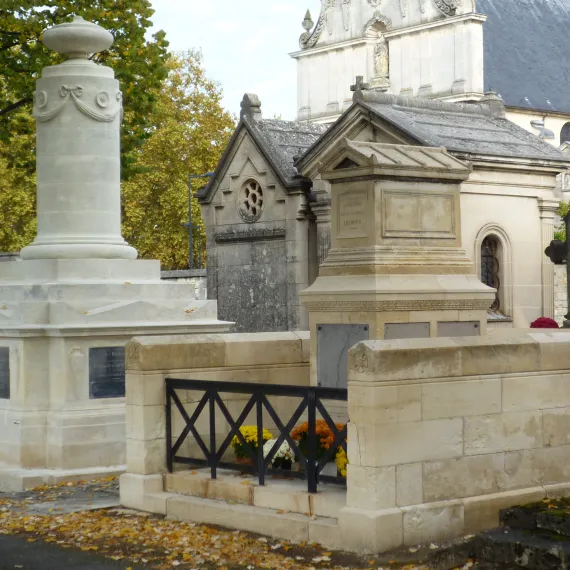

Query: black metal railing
165;378;348;493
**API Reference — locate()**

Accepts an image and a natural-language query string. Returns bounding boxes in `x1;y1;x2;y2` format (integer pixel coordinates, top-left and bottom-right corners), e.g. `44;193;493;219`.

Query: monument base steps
120;474;570;554
0;463;124;492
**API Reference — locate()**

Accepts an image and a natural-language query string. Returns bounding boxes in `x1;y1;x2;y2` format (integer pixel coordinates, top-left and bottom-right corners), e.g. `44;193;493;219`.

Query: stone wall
161;269;207;301
342;330;570;553
554;264;567;326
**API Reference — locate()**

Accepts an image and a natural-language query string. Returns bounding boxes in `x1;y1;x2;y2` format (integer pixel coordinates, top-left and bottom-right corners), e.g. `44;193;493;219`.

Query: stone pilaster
539;199;559;319
310;178;332;266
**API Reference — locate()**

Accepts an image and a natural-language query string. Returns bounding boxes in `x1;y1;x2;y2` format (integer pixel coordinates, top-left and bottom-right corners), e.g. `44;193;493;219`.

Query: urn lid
42;16;114;59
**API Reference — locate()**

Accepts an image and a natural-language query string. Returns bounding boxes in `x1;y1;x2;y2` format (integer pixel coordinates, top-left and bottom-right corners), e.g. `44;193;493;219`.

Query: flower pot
235;456;255;466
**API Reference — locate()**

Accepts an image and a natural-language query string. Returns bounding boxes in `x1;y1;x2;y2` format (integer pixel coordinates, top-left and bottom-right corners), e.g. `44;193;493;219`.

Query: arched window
475;225;512;318
561;122;570;144
481;236;501;312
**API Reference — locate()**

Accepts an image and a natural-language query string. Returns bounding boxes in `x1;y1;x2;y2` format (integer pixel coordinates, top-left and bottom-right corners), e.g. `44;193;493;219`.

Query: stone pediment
323;138;471;181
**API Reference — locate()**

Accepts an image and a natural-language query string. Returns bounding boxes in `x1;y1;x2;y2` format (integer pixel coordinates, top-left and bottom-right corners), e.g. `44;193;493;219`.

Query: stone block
308;518;340;549
423;454;505;502
543;408;570;447
338;506;403;554
126;404;165;441
530;332;570;371
503;445;570;490
349;342;462;383
422;378;501;420
119;473;164;512
502;373;570;412
164;472;209;497
402;501;464;545
464;411;543;456
458;336;540;377
125;373;165;407
309;487;347;518
126;437;166;475
544;482;570;500
207;477;255;505
352;419;463;467
396;463;422;507
253;482;311;515
463;488;546;534
223;332;303;367
166;495;310;543
348;384;421;425
347;465;396;510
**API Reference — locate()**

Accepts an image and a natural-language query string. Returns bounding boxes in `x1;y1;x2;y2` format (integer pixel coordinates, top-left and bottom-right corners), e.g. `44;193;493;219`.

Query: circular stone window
238;179;264;223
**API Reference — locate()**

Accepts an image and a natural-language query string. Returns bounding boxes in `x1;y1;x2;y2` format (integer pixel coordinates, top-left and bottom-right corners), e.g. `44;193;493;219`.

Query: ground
0;478;475;570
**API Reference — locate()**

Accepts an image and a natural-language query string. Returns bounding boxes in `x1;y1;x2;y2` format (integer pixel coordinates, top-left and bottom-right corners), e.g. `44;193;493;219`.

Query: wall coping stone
348;329;570;383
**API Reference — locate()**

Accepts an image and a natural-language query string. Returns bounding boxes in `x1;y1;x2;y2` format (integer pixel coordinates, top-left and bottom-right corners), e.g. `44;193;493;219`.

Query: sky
149;0;321;120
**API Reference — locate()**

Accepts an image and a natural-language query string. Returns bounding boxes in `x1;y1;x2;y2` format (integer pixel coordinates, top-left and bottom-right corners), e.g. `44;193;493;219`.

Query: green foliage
555;200;570;242
0;0;170;179
122;51;235;270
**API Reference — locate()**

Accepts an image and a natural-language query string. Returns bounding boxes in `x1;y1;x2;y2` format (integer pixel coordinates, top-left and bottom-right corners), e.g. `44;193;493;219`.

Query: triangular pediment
295;102;421;179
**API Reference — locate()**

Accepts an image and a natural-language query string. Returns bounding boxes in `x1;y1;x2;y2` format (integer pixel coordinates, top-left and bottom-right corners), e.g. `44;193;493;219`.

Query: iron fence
165;378;348;493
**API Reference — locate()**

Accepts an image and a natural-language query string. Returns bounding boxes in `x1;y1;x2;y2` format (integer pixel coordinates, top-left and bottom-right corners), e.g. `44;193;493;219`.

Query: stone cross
545;213;570;327
350;76;370;92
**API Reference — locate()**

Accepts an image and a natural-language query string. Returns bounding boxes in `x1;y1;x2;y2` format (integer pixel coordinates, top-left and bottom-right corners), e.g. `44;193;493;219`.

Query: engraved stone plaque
383;192;456;239
338;192;368;239
385;322;431;340
0;347;9;399
438;321;480;337
89;347;126;399
317;324;369;389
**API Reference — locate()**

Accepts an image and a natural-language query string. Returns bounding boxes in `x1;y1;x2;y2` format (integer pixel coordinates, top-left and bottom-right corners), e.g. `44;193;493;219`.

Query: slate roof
197;112;328;202
296;92;570;171
354;92;570;163
478;0;570;114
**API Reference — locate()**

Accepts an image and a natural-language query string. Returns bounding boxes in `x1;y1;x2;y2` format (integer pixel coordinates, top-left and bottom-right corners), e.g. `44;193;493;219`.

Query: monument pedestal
299;140;494;387
0;258;229;490
0;18;230;490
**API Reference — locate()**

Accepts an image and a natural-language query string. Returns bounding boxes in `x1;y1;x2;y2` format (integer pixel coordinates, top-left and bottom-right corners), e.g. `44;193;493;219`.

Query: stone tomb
299;140;495;386
0;17;229;491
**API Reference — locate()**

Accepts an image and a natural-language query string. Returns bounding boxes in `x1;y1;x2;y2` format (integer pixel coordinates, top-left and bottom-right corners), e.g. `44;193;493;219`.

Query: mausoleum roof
298;91;570;166
478;0;570;114
197;95;328;202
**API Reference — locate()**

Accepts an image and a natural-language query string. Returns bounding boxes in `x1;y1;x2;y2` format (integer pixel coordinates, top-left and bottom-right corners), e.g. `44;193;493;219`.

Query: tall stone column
21;16;137;261
539;198;559;319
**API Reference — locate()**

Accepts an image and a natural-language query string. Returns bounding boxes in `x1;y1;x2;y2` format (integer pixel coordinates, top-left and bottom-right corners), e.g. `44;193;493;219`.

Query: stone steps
472;503;570;568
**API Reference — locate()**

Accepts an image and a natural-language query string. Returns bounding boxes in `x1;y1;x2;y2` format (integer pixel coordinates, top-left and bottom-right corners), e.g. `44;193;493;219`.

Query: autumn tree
0;0;169;178
122;51;235;270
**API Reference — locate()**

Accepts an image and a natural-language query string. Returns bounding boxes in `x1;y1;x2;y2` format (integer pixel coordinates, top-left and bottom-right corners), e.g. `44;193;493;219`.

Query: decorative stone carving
362;11;393;35
237;179;264;223
420;0;428;12
400;0;408;17
374;37;389;78
303;299;493;312
325;0;336;35
33;85;122;123
342;0;351;32
367;0;383;6
299;2;328;49
215;228;286;244
434;0;459;16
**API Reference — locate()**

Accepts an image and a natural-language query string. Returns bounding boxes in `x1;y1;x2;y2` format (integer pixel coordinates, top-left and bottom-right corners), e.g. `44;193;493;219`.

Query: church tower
291;0;485;123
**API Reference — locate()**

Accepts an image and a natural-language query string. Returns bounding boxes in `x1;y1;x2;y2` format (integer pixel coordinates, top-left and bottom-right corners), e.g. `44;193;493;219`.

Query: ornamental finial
42;16;114;60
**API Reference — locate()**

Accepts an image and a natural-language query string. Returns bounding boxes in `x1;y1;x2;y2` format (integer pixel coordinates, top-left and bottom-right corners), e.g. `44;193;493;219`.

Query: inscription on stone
89;347;125;399
0;347;9;399
338;192;368;239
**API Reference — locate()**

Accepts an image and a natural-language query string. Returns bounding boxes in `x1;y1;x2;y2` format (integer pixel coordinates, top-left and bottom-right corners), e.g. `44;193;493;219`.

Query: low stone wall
555;264;567;326
121;331;309;508
161;269;207;301
343;329;570;553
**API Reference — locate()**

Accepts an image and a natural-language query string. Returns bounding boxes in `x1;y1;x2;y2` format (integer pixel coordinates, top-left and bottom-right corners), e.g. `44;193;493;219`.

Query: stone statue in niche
374;36;389;78
371;34;390;91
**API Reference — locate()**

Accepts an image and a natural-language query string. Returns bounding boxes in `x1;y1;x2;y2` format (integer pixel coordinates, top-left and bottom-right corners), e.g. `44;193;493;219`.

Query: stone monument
0;17;229;491
298;139;495;387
